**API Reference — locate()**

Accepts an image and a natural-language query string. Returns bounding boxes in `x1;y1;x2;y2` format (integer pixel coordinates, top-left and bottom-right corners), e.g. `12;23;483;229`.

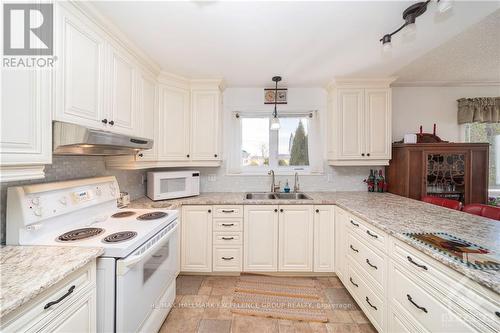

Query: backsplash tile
0;156;146;244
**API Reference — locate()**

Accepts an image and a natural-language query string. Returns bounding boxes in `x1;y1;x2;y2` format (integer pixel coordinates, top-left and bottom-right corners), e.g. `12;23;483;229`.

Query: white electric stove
6;176;179;333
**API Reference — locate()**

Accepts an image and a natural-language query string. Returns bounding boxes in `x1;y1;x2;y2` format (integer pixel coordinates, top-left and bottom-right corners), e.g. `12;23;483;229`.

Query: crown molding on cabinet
325;77;398;90
0;165;46;183
158;72;224;91
391;80;500;87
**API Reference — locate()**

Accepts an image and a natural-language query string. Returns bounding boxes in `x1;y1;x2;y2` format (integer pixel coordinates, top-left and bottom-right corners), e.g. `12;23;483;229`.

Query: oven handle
117;222;178;276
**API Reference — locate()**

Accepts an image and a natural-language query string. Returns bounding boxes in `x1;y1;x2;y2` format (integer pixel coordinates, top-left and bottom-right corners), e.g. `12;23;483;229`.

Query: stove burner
57;228;104;242
111;211;136;218
137;212;168;221
103;231;138;243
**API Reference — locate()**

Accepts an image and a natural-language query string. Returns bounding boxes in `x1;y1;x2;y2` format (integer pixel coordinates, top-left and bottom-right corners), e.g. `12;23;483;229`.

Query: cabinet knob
138;153;143;157
101;118;108;124
208;209;211;213
315;209;319;213
280;209;284;213
274;209;278;212
186;154;190;158
214;154;218;158
361;153;365;156
367;153;370;157
109;120;115;126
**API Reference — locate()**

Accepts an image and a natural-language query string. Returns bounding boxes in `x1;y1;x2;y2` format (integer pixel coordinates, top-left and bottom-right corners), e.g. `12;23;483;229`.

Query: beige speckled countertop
0;246;103;319
130;192;500;293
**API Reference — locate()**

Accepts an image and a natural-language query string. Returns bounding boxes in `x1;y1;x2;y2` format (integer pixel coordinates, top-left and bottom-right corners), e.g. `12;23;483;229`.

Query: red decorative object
463;204;500;221
421;196;463;210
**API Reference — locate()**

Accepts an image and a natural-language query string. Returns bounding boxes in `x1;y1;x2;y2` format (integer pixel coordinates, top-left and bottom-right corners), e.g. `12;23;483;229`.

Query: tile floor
159;275;377;333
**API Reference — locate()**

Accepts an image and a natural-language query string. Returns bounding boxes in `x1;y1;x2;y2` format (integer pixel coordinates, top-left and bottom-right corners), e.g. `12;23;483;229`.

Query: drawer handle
221;223;235;227
222;237;234;240
349;277;359;288
222;257;234;260
366;230;378;238
407;256;428;270
365;297;377;311
366;259;378;270
407;294;428;313
44;285;75;309
496;311;500;318
350;220;359;227
350;245;359;253
222;209;235;213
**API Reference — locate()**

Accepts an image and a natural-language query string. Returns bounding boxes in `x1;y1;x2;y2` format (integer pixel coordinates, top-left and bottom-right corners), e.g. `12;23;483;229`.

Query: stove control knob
31;197;40;206
33;207;43;217
59;197;67;206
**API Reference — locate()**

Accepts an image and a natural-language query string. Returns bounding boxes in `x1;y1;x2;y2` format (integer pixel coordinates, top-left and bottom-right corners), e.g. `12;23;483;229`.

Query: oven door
115;221;178;332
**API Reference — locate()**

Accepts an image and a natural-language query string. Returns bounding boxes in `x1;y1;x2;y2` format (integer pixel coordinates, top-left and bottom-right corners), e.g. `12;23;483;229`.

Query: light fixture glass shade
270;116;280;130
404;22;416;36
382;41;392;53
438;0;453;13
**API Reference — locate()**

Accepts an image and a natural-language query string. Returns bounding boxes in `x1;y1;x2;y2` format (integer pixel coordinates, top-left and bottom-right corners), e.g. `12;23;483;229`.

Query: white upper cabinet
135;73;157;161
278;205;314;272
327;79;394;166
55;5;106;129
190;89;221;161
108;47;136;135
158;85;191;161
0;70;52;181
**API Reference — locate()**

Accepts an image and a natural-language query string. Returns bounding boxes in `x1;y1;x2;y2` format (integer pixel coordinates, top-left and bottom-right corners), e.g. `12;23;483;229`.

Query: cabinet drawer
213;205;243;218
2;262;95;333
213;247;242;272
213;218;243;232
213;232;243;245
347;232;385;291
347;262;385;332
347;215;387;252
390;262;475;333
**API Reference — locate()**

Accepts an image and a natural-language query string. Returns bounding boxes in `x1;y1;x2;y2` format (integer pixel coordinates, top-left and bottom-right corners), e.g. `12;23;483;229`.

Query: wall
0;156;146;244
198;87;376;192
392;86;500;142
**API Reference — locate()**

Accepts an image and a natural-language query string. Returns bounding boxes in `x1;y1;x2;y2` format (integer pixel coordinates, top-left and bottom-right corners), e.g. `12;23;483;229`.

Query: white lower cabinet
334;206;350;282
1;261;96;333
243;205;279;271
181;206;213;272
314;205;335;272
279;205;314;272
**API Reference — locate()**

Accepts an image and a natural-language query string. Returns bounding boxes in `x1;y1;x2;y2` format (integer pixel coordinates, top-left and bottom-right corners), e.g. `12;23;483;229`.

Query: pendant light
270;76;282;130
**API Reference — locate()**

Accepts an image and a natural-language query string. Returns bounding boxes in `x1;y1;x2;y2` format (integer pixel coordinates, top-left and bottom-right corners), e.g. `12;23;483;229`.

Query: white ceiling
394;9;500;85
91;1;500;87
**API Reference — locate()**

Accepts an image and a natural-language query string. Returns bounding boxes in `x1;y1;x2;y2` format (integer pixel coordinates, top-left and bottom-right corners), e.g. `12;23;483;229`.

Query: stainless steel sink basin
244;192;312;200
245;193;277;200
275;193;312;200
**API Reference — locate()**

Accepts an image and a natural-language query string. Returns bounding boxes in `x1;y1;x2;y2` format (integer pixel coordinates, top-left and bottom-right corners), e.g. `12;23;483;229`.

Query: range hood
53;121;153;156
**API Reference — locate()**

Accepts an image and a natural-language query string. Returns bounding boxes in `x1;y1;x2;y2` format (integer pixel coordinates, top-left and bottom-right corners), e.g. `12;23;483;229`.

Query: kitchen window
229;111;322;175
464;122;500;202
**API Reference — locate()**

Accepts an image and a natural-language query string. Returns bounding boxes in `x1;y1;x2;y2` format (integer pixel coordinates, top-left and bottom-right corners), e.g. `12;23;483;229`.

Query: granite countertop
0;246;103;319
130;192;500;293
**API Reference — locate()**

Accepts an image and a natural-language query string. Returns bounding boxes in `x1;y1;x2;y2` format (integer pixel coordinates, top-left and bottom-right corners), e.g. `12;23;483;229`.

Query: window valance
457;97;500;124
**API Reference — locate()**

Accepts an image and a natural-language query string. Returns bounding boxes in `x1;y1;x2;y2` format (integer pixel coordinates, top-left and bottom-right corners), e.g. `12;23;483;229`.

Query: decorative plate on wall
264;88;287;104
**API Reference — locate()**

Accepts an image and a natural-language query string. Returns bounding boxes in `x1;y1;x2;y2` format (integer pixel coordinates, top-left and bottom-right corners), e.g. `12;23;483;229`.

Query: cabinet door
158;86;190;160
313;205;335;272
334;207;349;282
278;205;314;272
135;73;157;161
1;70;51;172
55;8;106;128
337;89;365;159
190;90;221;160
41;290;96;333
244;205;279;271
108;48;136;135
365;89;391;160
181;206;212;272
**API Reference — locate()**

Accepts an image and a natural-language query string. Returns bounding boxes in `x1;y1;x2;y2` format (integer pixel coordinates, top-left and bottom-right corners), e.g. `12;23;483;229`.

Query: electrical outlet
208;174;217;182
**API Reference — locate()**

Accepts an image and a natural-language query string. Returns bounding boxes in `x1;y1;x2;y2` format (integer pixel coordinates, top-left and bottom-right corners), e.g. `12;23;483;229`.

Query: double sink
245;192;312;200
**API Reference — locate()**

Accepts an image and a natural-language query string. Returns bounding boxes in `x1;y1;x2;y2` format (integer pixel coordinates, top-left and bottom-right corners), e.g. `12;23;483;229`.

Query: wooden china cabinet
386;143;489;205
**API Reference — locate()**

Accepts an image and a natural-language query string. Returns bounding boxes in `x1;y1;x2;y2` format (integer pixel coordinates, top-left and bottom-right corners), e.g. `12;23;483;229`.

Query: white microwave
147;170;200;201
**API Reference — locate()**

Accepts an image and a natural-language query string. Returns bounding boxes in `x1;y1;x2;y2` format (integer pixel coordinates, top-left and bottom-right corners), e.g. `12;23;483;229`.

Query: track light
270;76;282;131
404;13;417;35
381;34;392;52
438;0;453;13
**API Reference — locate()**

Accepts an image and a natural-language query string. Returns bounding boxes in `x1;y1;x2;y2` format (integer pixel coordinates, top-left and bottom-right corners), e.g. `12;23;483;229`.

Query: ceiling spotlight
381;34;392;52
438;0;453;13
404;13;417;35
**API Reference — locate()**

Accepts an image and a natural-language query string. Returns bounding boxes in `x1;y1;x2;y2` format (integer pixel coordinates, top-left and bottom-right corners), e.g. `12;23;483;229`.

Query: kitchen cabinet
1;261;96;333
190;89;222;161
313;205;335;272
279;205;314;272
135;73;158;161
334;206;349;282
0;70;52;182
243;205;279;271
212;205;243;272
327;79;394;166
157;85;191;161
181;206;213;272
